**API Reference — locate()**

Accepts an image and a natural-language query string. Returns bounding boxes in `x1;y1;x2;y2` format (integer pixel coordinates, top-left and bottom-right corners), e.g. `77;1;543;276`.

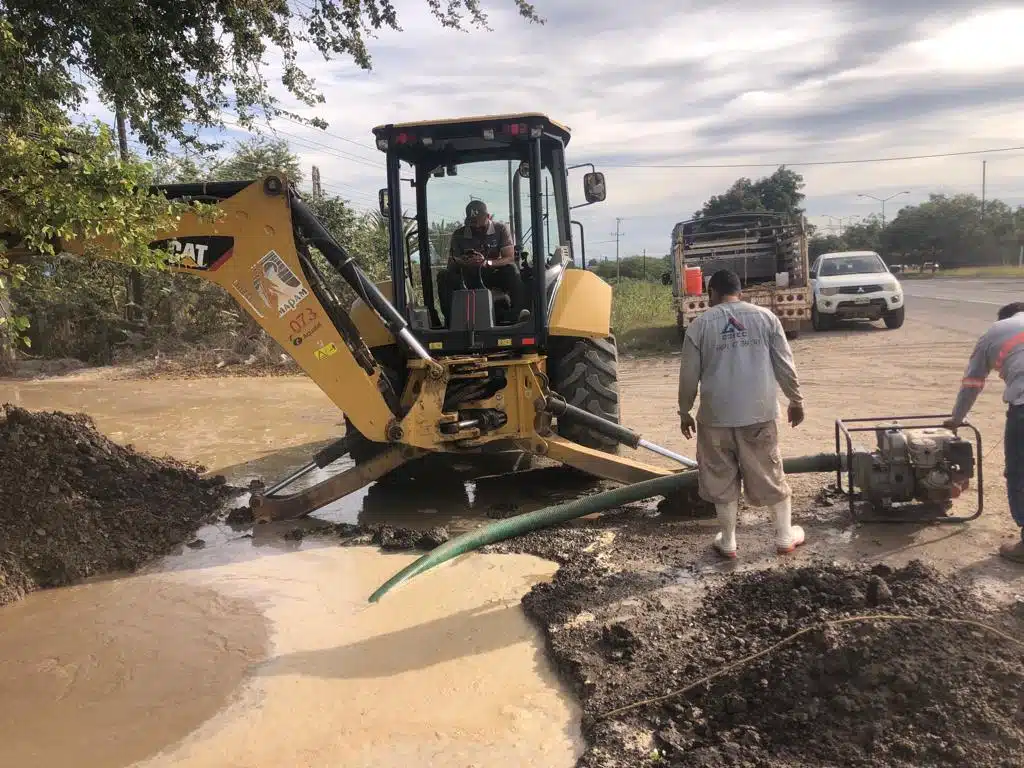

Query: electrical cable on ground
597;613;1024;720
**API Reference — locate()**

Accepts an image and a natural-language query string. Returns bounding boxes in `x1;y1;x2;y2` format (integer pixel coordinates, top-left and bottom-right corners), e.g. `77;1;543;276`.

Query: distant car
809;250;904;331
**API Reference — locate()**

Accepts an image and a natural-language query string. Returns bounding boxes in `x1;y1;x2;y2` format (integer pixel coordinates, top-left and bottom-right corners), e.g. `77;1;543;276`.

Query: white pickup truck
809;250;905;331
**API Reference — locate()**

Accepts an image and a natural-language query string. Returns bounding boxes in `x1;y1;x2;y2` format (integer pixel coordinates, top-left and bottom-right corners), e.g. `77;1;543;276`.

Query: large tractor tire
548;335;621;454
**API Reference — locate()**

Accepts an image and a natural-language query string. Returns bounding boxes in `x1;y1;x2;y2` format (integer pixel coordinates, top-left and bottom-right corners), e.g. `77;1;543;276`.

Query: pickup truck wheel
811;305;834;331
548;335;621;454
884;305;906;329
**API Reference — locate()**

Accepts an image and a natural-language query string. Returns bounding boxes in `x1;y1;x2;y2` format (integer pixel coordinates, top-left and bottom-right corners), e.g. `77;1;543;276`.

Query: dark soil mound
522;556;1024;767
0;405;238;607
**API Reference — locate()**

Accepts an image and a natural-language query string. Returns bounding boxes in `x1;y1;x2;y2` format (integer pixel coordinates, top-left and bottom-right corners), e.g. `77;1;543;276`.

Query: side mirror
518;160;530;178
583;172;606;203
378;188;389;217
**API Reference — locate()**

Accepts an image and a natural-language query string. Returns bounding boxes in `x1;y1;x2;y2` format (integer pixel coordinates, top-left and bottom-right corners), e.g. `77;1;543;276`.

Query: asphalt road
901;278;1024;337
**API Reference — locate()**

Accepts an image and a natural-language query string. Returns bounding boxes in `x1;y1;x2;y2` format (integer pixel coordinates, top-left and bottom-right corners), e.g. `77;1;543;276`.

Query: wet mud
488;511;1024;768
0;405;239;606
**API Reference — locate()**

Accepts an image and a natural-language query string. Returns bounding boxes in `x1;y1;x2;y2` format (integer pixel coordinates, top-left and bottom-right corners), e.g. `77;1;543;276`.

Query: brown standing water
0;372;582;767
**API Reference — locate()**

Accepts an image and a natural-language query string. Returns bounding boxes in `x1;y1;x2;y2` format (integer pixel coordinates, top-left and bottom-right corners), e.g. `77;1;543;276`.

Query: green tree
883;194;1014;267
809;234;845;260
210;138;304;183
1;2;544;367
694;166;806;219
2;1;543;152
841;215;884;253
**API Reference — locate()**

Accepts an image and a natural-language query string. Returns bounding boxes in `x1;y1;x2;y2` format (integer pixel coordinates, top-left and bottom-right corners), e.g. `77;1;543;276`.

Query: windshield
421;159;515;268
820;254;886;277
419;156;567;267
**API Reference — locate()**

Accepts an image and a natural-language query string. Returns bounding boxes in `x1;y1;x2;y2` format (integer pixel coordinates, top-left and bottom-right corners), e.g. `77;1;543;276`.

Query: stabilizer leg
537;436;676;485
249;446;421;522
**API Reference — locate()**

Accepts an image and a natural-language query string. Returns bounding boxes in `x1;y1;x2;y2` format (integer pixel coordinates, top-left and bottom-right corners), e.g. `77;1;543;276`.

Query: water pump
835;416;983;523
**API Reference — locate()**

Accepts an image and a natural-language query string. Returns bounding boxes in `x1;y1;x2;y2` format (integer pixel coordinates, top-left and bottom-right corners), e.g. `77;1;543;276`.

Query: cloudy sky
108;1;1024;261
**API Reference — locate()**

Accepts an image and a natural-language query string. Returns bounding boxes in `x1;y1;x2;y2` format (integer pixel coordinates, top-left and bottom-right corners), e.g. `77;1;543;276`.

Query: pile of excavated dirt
511;531;1024;768
0;405;238;607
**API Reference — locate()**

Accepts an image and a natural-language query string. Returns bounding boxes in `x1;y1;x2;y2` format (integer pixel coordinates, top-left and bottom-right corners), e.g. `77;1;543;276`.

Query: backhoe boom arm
58;175;413;443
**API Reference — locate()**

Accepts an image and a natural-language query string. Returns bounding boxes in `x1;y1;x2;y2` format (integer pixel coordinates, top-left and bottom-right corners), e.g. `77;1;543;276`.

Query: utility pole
611;218;624;281
115;104;143;325
981;160;987;218
642;248;647;280
311;165;322;198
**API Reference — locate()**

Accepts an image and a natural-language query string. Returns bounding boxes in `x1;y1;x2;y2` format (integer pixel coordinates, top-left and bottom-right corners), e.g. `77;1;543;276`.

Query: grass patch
900;265;1024;280
610;279;679;355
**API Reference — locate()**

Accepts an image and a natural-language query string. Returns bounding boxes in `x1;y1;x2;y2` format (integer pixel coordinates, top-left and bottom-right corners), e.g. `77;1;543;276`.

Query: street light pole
856;191;913;260
857;190;910;229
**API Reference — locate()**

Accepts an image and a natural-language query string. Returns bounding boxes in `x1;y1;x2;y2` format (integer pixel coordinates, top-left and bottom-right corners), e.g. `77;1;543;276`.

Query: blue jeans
1005;405;1024;539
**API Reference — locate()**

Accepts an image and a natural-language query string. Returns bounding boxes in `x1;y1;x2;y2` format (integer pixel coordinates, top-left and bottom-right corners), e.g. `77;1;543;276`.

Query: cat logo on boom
168;240;209;267
150;236;235;271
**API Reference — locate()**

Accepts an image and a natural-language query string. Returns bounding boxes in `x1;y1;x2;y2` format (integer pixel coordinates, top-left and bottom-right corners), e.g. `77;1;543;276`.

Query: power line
605;145;1024;169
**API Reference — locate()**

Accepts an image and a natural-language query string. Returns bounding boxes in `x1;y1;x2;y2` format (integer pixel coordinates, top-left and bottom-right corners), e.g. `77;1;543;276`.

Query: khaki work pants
695;420;791;507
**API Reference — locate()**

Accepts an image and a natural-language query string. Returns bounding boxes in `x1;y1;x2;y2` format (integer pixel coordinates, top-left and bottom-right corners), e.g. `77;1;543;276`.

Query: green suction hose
368;452;840;603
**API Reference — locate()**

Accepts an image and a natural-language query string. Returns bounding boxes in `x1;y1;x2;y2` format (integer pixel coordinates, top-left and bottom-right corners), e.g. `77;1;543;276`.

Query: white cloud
97;1;1024;259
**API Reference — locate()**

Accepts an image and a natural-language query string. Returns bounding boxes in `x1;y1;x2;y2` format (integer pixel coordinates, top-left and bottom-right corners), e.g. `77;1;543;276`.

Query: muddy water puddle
1;548;582;768
0;375;585;767
0;575;267;768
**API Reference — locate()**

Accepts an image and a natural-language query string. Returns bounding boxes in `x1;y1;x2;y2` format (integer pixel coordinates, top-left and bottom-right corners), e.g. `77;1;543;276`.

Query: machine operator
436;200;530;326
677;269;806;559
945;301;1024;564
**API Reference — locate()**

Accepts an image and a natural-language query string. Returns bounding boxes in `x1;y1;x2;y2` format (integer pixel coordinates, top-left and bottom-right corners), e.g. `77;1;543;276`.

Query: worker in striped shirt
946;301;1024;563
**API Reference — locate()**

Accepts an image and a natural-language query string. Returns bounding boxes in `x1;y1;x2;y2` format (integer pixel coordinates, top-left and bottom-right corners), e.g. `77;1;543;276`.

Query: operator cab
372;113;606;354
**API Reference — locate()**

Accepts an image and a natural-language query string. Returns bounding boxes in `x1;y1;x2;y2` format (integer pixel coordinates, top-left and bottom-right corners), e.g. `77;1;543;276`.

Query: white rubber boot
712;501;738;558
771;497;805;554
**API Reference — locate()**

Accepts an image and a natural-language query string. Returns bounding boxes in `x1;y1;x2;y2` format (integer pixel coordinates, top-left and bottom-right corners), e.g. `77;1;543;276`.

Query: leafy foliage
9;137;406;366
1;0;543;152
693;167;806;220
589;254;671;283
0;2;544;367
810;194;1024;266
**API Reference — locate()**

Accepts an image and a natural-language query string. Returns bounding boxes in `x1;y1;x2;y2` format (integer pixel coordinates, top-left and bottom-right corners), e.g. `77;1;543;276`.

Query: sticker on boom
314;343;339;361
252;250;310;318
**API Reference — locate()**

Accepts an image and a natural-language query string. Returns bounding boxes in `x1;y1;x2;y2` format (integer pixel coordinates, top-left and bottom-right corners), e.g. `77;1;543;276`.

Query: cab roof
372;112;572;150
819;250;881;259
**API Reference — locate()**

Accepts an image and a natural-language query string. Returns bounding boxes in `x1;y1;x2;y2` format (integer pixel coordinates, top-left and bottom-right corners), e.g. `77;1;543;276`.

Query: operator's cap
466;200;489;218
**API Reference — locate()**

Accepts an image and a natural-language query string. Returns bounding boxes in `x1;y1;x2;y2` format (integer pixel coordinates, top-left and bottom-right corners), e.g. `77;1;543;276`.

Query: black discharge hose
368;452;841;602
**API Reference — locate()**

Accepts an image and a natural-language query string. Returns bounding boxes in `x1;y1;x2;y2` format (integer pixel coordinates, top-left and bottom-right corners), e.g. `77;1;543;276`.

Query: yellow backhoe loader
52;113;696;520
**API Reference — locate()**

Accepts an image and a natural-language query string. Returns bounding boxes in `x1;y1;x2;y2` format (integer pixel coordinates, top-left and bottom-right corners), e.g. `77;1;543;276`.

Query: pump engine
850;426;975;509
